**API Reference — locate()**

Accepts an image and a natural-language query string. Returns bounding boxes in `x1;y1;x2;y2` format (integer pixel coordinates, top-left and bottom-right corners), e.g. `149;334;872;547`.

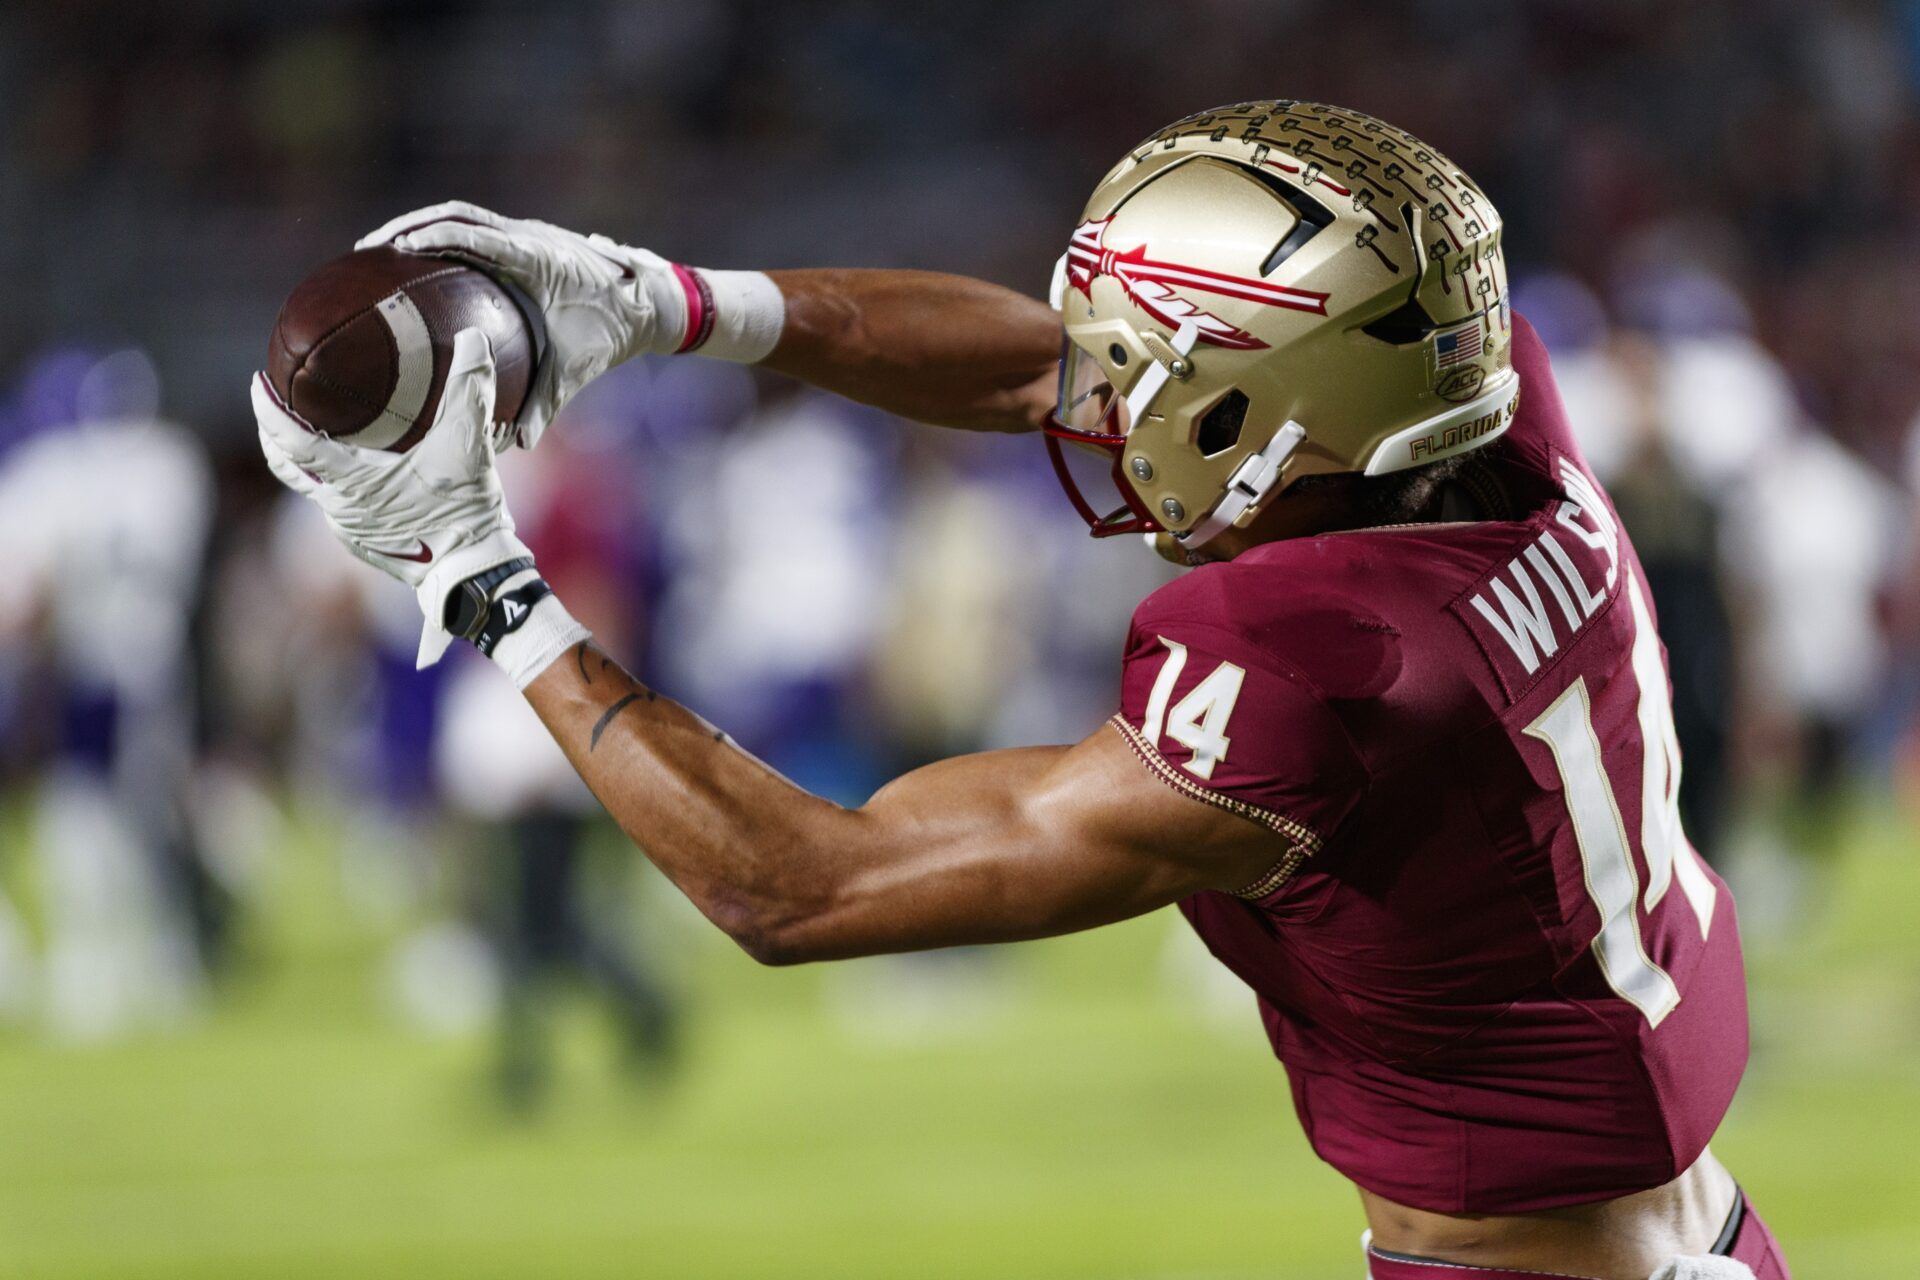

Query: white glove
254;327;587;684
357;201;784;450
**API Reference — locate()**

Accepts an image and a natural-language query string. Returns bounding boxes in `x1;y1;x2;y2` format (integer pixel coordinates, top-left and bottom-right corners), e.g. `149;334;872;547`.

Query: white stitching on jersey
1108;715;1320;898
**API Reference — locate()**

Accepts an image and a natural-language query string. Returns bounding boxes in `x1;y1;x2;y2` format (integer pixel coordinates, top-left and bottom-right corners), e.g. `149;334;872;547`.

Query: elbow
704;891;824;968
733;923;812;968
690;825;870;966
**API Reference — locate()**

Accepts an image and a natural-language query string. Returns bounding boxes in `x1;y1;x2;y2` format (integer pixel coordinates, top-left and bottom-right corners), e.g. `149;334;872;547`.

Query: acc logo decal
1065;218;1329;350
1435;365;1486;404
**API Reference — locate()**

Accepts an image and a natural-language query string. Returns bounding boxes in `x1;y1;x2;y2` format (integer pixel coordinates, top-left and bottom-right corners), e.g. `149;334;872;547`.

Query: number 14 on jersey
1525;571;1717;1028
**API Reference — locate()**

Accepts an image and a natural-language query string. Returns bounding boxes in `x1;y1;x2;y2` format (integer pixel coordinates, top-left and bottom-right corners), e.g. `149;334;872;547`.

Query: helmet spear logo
1064;218;1330;351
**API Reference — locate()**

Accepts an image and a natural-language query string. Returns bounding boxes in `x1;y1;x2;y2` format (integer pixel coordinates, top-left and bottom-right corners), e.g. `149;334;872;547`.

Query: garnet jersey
1113;314;1748;1215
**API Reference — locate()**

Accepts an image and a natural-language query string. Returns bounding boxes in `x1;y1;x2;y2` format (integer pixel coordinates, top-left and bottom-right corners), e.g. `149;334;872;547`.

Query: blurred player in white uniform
0;349;214;1039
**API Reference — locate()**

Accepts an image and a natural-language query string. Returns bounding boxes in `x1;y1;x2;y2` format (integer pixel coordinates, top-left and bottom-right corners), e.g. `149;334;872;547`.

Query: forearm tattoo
590;694;644;750
573;642;656;752
575;642;612;685
570;641;735;753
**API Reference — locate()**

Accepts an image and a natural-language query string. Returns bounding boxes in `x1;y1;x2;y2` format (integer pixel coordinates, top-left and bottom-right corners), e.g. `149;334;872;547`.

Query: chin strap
1177;420;1308;549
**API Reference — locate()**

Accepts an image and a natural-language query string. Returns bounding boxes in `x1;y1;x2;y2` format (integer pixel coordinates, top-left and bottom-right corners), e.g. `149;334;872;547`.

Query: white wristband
485;571;592;689
669;266;785;363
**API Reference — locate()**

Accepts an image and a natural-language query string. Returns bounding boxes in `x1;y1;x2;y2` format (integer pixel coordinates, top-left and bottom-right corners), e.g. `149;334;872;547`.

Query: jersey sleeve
1112;609;1370;899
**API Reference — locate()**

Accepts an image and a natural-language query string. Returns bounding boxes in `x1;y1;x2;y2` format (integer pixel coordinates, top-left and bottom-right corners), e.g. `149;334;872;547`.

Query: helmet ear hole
1196;389;1250;457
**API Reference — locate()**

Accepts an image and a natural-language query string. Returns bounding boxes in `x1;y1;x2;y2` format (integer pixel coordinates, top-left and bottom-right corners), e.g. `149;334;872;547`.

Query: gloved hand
357;200;783;449
254;326;587;684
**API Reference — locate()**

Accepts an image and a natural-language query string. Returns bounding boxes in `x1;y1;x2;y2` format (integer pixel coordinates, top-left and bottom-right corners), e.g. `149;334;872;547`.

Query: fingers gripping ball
266;247;547;452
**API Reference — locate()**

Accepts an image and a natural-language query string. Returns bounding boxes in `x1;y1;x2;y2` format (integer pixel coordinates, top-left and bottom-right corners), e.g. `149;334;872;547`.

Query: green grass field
0;801;1914;1278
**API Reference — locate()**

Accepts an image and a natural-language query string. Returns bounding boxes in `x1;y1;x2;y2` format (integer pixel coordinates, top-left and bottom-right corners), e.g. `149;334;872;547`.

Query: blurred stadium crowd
0;0;1918;1095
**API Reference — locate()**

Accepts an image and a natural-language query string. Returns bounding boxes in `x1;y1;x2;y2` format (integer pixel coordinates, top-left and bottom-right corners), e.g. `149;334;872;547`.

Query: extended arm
522;640;1284;964
763;269;1062;434
354;203;1063;445
278;207;1233;964
254;311;1269;964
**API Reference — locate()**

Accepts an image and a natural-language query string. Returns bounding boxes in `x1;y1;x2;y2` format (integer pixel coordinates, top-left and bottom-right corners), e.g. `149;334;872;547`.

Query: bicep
762;269;1061;434
780;725;1288;961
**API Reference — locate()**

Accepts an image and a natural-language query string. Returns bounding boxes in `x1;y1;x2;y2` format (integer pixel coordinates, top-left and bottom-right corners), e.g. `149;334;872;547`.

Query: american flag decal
1434;322;1483;368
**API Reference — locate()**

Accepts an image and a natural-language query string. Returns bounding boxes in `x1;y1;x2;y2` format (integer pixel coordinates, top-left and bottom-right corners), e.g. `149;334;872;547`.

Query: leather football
266;247;543;452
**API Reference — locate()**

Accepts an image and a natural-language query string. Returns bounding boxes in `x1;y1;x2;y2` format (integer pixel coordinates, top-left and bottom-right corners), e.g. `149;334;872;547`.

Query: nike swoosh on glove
254;327;535;668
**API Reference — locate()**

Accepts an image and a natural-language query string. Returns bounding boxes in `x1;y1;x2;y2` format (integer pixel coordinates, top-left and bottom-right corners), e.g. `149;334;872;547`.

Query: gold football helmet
1046;101;1520;555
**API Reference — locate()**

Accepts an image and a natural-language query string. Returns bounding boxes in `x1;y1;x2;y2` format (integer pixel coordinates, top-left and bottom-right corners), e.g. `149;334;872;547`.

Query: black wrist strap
443;556;536;643
473;576;555;657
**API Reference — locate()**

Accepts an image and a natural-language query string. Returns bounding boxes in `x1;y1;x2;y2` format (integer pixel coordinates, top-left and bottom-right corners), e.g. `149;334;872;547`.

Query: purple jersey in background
1113;315;1748;1215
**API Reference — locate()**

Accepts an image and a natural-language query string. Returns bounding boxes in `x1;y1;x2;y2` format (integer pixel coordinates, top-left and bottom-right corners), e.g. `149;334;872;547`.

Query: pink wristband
670;262;716;354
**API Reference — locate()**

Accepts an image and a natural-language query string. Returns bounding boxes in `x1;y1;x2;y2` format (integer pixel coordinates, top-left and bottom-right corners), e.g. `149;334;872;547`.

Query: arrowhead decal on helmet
1064;217;1331;351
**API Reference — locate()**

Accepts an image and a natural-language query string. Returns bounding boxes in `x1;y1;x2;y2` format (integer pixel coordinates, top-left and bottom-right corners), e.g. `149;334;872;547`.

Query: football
265;246;544;452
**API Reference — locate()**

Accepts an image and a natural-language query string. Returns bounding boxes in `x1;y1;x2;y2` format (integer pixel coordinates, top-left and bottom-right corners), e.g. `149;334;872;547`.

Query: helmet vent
1241;164;1337;275
1360;202;1440;344
1196;390;1250;457
1360;293;1440;345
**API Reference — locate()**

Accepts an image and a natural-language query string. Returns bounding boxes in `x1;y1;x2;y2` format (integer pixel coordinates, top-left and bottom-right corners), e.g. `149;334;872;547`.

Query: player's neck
1201;465;1500;562
1202;489;1392;561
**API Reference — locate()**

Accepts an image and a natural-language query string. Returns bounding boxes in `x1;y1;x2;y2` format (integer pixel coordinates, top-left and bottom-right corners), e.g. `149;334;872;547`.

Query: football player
255;103;1787;1279
2;348;214;1039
